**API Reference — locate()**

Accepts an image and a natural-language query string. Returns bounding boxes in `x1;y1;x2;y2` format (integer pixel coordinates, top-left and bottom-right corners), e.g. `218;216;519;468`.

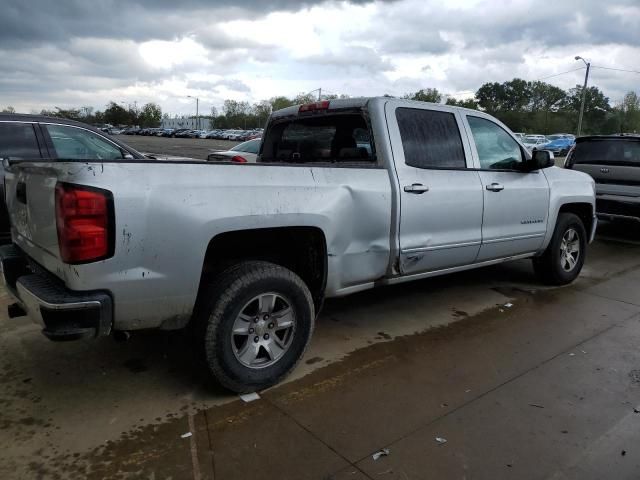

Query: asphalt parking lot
113;134;239;160
1;221;640;479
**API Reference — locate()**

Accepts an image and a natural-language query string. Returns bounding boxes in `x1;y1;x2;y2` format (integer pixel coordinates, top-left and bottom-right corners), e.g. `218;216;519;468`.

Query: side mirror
522;149;554;171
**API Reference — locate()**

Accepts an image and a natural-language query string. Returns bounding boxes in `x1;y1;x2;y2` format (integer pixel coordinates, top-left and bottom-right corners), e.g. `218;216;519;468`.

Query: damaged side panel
7;160;393;330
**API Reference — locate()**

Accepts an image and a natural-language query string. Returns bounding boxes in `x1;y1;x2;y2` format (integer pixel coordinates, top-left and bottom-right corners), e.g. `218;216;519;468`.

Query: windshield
232;139;261;154
574;139;640;166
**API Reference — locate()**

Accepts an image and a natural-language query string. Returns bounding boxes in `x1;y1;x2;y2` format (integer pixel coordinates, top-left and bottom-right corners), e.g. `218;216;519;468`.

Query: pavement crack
576;289;640;308
263;397;376;480
203;409;216;479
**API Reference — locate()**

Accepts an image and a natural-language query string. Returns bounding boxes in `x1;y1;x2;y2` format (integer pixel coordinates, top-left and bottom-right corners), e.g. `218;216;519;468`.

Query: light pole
306;88;322;101
575;56;591;137
187;95;199;129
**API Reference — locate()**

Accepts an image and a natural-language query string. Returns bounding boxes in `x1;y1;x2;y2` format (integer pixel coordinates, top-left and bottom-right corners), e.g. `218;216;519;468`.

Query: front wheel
533;212;587;285
195;261;315;393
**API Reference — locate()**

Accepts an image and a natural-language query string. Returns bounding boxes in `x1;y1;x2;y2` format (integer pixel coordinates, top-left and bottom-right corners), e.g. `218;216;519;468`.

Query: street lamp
575;56;591;137
187;95;199;130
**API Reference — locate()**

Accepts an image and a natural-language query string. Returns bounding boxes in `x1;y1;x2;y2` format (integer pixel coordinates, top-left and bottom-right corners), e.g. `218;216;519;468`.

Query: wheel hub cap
231;293;296;369
560;228;580;272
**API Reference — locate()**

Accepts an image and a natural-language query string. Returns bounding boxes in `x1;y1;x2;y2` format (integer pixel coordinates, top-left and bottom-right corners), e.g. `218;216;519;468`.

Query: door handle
486;183;504;192
403;183;429;194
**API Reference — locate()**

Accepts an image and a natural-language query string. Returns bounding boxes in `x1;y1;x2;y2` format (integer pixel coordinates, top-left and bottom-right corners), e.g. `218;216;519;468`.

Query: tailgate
573;164;640;197
5;162;63;270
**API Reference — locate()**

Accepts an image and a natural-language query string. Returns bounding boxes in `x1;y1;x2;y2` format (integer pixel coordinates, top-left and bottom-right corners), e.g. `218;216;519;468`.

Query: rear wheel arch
196;226;328;314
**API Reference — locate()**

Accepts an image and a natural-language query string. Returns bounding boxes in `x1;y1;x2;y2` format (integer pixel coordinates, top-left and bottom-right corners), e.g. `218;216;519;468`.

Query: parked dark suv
565;134;640;223
0;114;146;243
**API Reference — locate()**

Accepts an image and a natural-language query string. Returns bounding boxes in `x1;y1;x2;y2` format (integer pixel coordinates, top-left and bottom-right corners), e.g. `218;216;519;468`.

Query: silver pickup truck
1;98;596;392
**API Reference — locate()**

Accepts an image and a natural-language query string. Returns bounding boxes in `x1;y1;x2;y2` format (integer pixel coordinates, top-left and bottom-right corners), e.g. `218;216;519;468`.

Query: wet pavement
1;221;640;479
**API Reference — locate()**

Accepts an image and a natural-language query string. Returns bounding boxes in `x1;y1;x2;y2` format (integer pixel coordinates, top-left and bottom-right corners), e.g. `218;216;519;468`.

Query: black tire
533;212;587;285
194;261;315;393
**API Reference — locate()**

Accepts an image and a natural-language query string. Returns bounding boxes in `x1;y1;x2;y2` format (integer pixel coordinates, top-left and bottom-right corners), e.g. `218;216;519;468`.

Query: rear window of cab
260;113;374;164
574;139;640;166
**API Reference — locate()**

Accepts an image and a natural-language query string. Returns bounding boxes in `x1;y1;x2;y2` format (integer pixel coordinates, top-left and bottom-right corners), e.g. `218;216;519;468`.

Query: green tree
501;78;530;111
270;96;294;111
528;81;566;112
475;82;505;112
404;88;442;103
252;101;272;127
138;102;162;127
445;97;479;109
104;102;131;125
560;85;610;134
40;107;82;120
2;106;16;113
618;91;640;133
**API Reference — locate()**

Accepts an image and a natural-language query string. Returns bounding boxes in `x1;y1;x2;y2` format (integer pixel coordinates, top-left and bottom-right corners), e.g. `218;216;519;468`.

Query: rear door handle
486;183;504;192
403;183;429;194
16;182;27;204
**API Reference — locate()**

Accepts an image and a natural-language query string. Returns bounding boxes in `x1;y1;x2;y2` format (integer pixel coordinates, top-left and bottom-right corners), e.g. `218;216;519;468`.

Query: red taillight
299;101;330;113
231;155;248;163
55;183;113;264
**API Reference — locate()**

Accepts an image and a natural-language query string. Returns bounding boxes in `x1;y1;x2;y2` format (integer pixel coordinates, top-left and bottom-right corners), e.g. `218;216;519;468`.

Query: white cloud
139;37;211;70
1;0;639;114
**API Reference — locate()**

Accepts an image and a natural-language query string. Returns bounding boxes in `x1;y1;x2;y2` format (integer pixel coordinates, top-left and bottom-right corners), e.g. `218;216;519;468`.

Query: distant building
161;116;213;130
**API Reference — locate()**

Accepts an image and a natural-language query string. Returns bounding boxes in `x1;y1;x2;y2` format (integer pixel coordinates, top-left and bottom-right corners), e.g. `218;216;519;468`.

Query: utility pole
187;95;199;129
306;88;323;102
575;56;590;137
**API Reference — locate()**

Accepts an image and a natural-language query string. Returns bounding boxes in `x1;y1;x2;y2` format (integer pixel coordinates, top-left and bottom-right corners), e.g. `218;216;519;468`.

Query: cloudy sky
1;0;639;116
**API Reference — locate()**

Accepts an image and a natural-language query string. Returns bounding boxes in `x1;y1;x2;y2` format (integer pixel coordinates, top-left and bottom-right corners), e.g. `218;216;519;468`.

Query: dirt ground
1;222;640;479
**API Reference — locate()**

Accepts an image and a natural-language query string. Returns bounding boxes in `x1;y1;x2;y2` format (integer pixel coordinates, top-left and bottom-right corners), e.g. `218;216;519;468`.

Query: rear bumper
0;244;112;341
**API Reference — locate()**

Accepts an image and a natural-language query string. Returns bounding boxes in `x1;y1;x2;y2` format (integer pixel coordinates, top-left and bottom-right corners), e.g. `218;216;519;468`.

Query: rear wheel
533;213;586;285
195;261;315;393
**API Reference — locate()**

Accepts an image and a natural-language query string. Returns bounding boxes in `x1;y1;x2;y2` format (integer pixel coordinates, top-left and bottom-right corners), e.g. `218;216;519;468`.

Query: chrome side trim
331;252;536;296
482;233;545;244
383;252;536;286
402;240;482;254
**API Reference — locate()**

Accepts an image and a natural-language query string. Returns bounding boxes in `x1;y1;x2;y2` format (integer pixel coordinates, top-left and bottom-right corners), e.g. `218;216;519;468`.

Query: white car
522;135;549;151
207;138;261;163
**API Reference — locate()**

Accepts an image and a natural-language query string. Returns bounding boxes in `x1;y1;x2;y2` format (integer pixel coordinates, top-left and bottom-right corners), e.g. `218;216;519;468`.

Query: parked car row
518;133;576;155
116;127;263;141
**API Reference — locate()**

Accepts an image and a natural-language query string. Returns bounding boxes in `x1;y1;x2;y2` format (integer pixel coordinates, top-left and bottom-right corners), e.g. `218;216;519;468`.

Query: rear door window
45;124;125;160
0;123;42;160
396;108;466;168
574;140;640;166
260;114;373;164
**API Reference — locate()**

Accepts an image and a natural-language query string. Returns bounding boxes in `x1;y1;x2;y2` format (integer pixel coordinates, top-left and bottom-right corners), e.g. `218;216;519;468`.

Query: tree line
1;102;163;128
2;80;638;134
405;81;639;135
